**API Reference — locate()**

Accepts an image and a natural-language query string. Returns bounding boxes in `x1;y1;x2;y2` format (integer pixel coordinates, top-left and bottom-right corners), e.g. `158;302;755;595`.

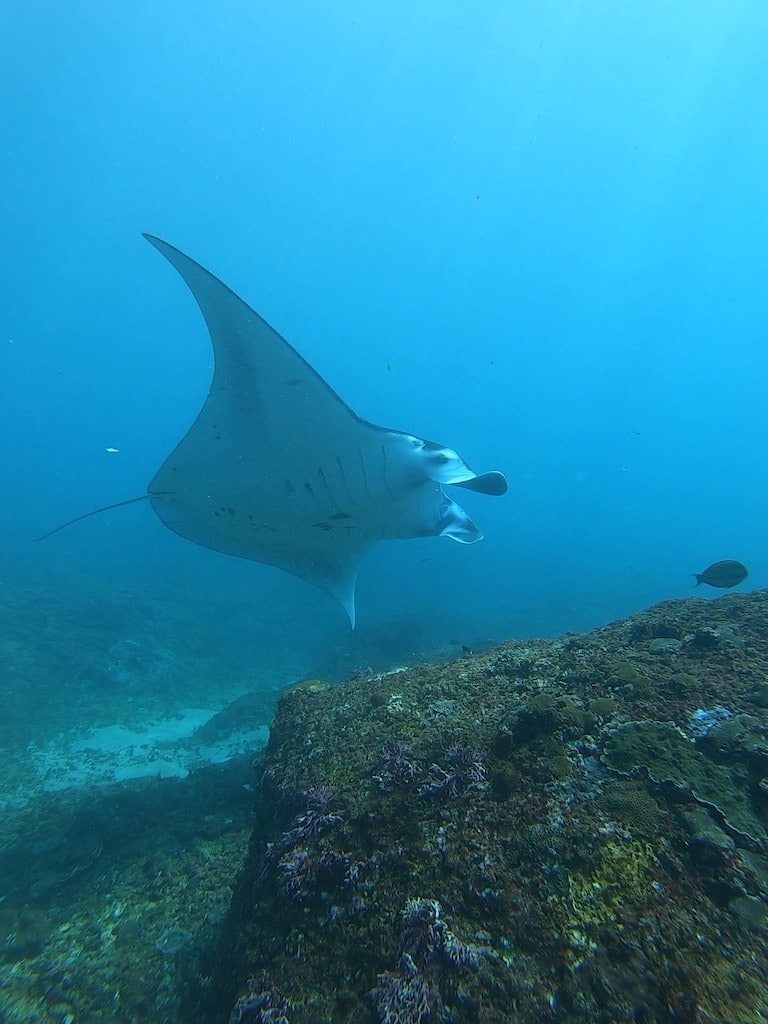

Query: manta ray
40;236;507;626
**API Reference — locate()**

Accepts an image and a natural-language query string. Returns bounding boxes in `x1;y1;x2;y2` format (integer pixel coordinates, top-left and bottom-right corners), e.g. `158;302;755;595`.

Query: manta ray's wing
144;235;507;626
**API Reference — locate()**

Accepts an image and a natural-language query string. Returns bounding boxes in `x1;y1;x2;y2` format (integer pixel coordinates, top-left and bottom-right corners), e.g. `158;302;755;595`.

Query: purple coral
400;898;481;971
258;787;344;886
277;848;316;899
400;898;444;968
418;745;487;799
277;847;361;902
373;740;423;791
369;953;434;1024
232;985;290;1024
443;928;480;969
370;899;480;1024
281;786;343;847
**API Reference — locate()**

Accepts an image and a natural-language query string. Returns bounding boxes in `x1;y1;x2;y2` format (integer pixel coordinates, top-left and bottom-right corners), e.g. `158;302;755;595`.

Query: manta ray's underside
42;236;508;627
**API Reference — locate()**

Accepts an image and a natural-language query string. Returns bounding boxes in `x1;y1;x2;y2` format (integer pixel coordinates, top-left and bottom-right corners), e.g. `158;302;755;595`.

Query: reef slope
219;590;768;1024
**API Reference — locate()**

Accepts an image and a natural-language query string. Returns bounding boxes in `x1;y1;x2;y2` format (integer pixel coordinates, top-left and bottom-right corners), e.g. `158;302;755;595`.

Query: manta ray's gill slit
335;456;356;506
303;481;321;509
380;443;394;500
316;465;337;509
357;451;372;498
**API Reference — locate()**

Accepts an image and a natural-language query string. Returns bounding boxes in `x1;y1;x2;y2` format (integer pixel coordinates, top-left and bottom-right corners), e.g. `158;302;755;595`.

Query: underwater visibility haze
1;3;768;1022
3;1;766;646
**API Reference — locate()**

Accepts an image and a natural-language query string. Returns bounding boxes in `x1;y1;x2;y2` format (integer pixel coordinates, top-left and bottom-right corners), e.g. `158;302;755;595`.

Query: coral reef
5;587;768;1022
218;590;768;1023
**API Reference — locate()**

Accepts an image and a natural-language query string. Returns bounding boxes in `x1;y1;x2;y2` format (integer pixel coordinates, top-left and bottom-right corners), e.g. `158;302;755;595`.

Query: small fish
692;560;748;589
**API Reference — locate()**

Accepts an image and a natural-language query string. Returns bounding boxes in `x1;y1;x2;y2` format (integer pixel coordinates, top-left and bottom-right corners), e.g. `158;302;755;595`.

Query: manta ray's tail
34;494;152;541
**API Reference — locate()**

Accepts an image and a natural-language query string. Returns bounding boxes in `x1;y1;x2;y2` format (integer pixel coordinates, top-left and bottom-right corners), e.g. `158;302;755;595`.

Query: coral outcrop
218;591;768;1023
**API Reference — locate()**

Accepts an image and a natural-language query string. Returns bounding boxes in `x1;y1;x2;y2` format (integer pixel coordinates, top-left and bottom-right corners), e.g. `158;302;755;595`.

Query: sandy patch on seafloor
2;703;269;809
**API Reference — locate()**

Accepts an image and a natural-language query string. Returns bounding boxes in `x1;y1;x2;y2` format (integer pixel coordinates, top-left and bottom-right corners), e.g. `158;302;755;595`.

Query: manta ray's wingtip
142;232;172;253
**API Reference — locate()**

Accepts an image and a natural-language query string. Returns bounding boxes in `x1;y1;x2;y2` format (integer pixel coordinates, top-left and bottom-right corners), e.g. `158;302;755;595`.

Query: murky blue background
2;2;766;668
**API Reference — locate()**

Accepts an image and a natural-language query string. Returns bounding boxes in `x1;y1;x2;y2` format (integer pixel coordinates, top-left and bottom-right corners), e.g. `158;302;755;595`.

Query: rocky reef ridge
218;590;768;1024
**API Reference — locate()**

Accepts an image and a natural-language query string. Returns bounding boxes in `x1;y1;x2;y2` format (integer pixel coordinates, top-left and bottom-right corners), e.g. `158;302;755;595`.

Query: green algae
648;637;682;653
492;692;587;754
597;779;664;834
603;720;766;841
609;660;653;697
568;837;660;933
669;671;699;695
587;696;618;720
703;711;768;768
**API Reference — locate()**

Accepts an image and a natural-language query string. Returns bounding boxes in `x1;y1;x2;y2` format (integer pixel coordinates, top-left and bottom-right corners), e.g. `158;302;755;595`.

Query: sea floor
0;571;280;1023
5;571;766;1023
0;759;254;1023
0;568;462;1023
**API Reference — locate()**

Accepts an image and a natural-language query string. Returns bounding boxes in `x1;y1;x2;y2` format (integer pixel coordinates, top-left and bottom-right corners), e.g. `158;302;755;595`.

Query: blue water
2;1;766;655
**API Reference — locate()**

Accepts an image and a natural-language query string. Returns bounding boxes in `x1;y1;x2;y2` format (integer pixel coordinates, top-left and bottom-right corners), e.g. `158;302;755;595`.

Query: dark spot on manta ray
330;512;352;520
35;235;508;628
